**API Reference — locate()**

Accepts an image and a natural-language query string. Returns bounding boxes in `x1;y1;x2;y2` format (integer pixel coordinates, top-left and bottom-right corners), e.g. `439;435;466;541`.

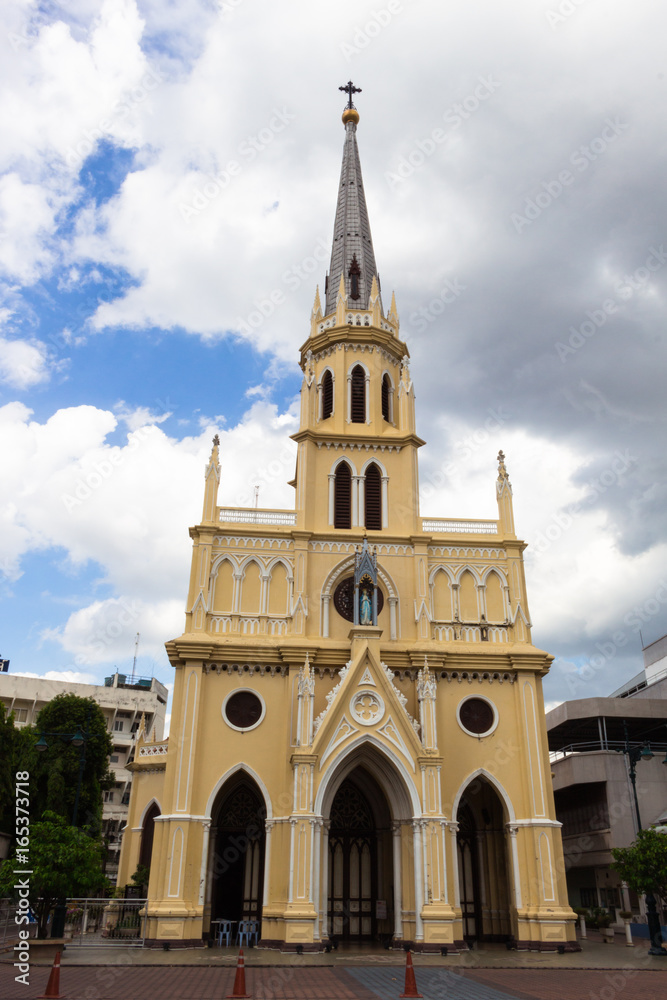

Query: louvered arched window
350;365;366;423
381;374;390;421
334;462;352;529
364;463;382;531
321;370;333;420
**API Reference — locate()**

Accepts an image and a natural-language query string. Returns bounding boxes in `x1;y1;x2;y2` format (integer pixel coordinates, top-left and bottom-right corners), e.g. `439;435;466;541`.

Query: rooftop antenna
130;632;140;684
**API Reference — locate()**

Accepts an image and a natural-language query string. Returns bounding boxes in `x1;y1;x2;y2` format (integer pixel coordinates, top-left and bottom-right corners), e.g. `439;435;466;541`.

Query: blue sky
2;0;667;718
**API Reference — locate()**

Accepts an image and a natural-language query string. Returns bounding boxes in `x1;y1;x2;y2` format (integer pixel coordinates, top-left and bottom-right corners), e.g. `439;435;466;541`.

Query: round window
333;577;384;622
457;697;497;737
223;690;265;732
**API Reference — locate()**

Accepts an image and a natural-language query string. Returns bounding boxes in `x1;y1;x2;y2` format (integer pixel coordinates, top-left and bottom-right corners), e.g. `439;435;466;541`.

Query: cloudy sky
1;0;666;719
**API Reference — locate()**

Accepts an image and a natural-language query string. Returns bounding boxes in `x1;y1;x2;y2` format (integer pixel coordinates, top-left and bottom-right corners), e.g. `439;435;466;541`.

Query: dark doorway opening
456;779;512;945
327;768;391;943
211;780;266;931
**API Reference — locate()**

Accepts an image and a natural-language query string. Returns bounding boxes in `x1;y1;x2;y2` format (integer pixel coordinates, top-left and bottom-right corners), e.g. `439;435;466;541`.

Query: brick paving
464;968;667;1000
3;962;667;1000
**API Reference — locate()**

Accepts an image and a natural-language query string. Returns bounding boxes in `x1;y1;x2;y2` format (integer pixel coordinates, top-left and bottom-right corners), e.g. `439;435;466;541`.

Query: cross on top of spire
339;80;361;109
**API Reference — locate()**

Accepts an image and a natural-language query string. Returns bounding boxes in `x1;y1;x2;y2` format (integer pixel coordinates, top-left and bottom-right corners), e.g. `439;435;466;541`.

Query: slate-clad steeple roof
325;111;380;315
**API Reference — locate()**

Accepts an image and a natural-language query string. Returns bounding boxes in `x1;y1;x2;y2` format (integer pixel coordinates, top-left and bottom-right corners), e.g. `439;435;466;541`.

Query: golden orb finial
342;107;360;126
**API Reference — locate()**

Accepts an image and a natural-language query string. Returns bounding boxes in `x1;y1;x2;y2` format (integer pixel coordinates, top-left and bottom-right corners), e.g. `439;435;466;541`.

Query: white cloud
0;337;51;389
10;669;99;685
0;397;298;663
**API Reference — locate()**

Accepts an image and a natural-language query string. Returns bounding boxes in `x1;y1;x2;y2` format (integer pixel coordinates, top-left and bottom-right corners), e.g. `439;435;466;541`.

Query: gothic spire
325;86;380;315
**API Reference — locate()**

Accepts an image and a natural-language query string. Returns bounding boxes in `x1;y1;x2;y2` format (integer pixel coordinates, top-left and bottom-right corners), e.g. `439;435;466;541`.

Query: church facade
118;94;578;952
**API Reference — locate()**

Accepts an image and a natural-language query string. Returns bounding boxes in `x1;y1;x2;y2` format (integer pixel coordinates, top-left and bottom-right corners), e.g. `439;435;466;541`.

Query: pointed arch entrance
456;776;512;944
318;739;420;947
327;768;391;942
210;775;266;930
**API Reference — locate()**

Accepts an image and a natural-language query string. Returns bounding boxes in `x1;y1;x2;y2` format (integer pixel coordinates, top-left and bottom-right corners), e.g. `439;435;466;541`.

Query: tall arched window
381;374;390;421
334;462;352;529
364;463;382;530
351;365;366;423
321;370;333;420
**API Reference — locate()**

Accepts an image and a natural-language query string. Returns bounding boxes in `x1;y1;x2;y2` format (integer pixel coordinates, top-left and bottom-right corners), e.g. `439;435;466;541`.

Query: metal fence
64;898;148;947
0;900;32;945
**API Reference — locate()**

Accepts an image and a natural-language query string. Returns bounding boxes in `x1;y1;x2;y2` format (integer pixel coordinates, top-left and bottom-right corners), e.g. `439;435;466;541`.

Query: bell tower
292;93;423;538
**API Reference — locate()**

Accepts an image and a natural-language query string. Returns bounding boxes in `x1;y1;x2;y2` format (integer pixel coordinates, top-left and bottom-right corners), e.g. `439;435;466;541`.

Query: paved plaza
3;936;667;1000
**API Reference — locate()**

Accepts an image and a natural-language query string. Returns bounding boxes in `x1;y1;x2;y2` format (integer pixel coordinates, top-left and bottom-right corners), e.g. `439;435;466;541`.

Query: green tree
0;812;107;937
0;701;16;834
0;705;37;838
32;695;113;835
611;827;667;899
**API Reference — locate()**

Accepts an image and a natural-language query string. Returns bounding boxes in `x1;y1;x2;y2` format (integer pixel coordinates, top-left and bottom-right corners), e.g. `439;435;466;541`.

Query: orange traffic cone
226;948;251;999
399;950;423;998
38;950;64;999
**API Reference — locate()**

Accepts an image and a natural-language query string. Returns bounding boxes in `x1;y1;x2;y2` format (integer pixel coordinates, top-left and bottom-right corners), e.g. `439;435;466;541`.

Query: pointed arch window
381;374;391;422
350;365;366;423
364;463;382;531
334;462;352;529
321;370;333;420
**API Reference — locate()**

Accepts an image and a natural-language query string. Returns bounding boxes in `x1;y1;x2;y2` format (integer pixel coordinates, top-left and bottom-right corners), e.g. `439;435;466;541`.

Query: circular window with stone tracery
223;689;266;732
457;696;498;738
333;577;384;622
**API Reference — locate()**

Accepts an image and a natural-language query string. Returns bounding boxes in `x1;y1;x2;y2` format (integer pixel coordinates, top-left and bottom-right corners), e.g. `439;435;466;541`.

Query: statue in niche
353;538;378;627
360;587;372;625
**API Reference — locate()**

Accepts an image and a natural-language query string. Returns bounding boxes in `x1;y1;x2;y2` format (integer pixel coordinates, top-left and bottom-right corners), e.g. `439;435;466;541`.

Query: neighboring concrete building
0;670;168;882
546;642;667;925
118;96;577;953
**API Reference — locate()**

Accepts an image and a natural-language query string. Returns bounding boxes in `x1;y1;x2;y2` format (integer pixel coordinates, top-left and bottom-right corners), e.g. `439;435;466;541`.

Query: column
198;819;212;905
449;822;460;907
352;476;360;526
328;475;335;525
412;819;424;941
389;596;398;640
312;818;322;938
507;824;523;908
322;595;330;638
321;821;330;938
392;821;403;940
263;820;275;906
381;476;389;528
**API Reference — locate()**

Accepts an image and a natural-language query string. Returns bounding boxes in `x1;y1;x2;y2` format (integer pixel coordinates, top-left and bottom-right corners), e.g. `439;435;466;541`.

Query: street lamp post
617;720;667;957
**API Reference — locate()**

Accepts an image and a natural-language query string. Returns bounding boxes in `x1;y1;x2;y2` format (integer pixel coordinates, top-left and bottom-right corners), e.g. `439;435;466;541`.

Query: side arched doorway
326;767;392;944
210;778;266;931
456;777;512;944
139;802;160;872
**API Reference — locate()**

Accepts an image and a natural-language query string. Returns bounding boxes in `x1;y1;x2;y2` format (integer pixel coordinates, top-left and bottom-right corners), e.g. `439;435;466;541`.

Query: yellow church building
118;88;578;953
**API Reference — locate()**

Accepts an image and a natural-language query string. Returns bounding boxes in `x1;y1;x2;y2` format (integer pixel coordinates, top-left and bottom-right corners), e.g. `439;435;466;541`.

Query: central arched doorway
456;776;512;945
210;777;266;931
327;767;392;943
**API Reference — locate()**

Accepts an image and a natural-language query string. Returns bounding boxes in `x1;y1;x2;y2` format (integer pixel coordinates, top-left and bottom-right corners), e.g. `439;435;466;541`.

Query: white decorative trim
320;715;359;767
213;536;293;549
378;716;415;771
314;661;352;734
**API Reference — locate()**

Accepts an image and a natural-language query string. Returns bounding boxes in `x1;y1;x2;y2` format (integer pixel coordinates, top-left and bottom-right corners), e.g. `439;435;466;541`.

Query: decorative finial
339;80;361;126
497;450;510;481
339;80;361;108
212;434;220;447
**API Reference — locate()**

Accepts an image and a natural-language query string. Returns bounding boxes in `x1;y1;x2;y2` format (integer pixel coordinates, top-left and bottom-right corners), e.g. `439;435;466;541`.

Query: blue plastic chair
216;920;232;946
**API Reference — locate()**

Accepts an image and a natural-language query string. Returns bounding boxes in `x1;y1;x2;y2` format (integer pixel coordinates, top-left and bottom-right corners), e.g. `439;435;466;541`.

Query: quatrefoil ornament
350;689;385;726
